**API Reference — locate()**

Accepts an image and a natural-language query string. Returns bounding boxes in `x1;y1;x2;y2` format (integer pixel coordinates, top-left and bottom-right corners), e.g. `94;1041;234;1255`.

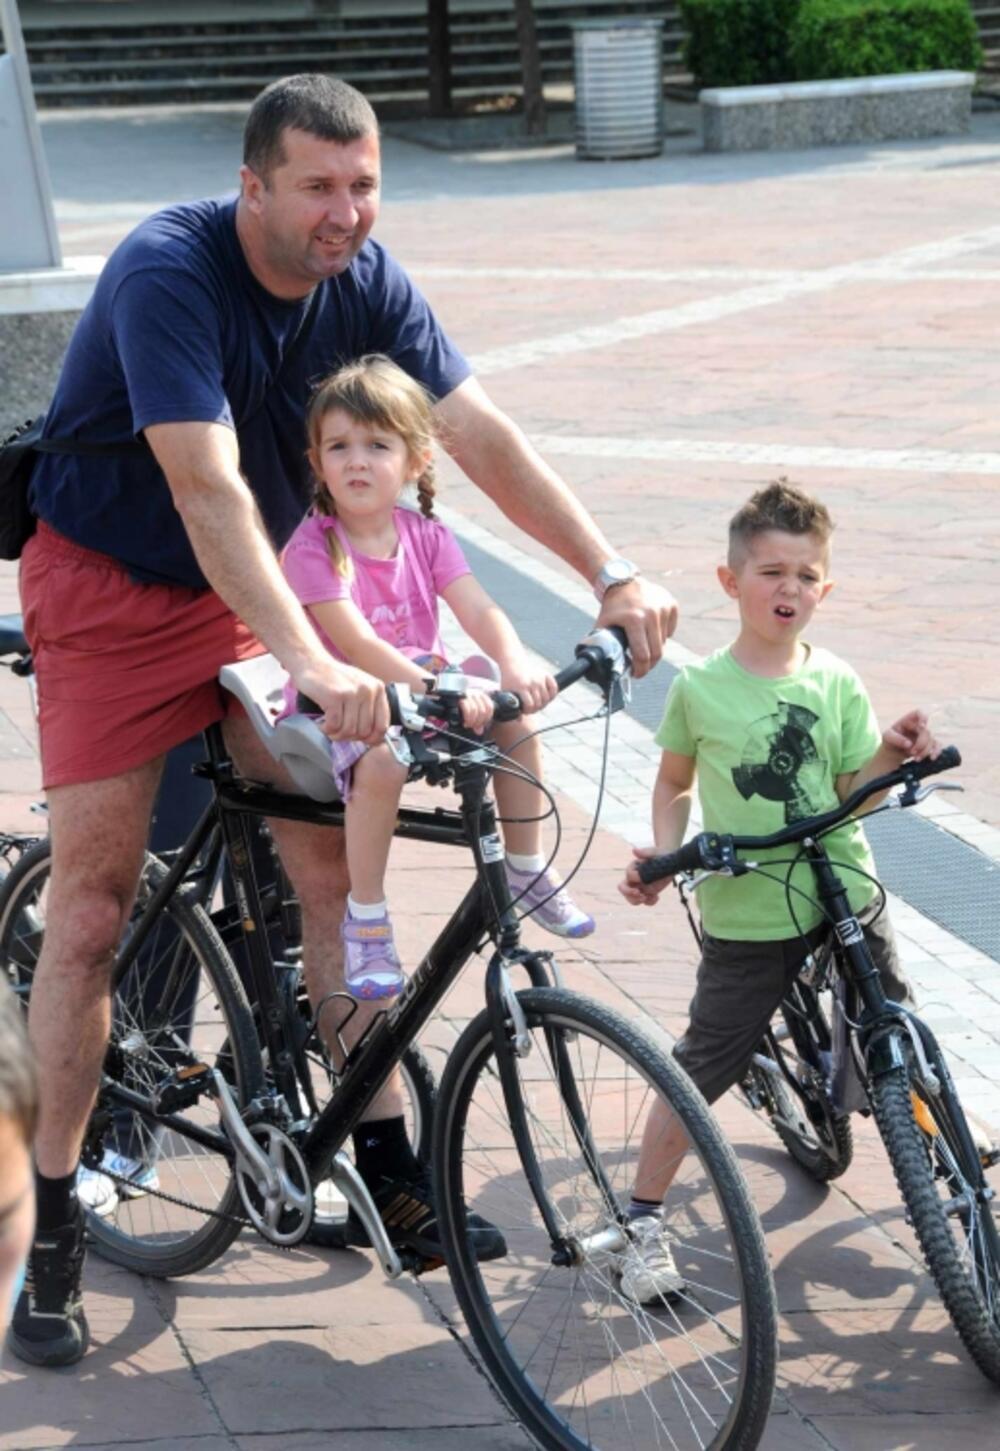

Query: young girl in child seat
281;355;595;1001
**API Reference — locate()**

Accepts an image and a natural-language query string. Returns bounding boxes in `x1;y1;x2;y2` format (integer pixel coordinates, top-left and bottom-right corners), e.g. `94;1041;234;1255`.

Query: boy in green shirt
616;480;933;1306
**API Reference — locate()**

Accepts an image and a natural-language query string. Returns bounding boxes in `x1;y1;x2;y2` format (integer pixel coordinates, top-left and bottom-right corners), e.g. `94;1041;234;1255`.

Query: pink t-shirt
281;507;472;705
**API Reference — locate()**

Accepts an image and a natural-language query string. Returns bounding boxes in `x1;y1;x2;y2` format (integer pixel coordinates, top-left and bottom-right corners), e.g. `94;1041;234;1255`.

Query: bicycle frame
103;704;616;1249
786;839;984;1177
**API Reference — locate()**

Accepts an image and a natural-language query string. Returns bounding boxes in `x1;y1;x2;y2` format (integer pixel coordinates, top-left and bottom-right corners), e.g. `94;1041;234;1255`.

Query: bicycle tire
870;1044;1000;1383
1;844;264;1277
433;987;777;1451
0;835;50;1000
744;1035;853;1183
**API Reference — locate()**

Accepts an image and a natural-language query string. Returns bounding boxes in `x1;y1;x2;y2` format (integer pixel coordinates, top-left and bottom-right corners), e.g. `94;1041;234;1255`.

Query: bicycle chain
96;1164;253;1230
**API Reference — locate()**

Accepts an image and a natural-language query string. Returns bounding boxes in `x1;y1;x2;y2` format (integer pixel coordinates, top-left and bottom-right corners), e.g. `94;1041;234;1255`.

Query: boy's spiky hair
728;479;834;567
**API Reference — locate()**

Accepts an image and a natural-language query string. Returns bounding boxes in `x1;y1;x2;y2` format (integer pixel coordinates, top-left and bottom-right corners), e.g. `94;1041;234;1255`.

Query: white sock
348;895;388;921
507;851;547;874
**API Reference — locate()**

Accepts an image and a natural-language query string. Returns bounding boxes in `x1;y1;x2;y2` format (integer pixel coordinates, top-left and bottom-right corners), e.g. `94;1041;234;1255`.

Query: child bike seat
218;654;342;804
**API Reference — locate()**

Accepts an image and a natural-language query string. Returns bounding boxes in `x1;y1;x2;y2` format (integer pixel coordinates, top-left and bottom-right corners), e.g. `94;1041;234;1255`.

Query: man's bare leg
222;716;403;1119
9;757;164;1367
222;716;506;1262
29;759;165;1178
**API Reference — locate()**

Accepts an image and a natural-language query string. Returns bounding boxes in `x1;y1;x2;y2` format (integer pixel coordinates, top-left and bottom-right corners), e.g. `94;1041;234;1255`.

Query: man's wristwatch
593;557;641;602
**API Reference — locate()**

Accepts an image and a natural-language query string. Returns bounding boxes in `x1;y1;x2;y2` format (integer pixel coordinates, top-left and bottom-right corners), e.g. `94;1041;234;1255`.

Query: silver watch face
599;559;638;589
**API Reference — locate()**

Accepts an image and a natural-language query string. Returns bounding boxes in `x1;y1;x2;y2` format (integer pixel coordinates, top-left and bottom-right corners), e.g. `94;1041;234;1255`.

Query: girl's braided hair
304;355;439;578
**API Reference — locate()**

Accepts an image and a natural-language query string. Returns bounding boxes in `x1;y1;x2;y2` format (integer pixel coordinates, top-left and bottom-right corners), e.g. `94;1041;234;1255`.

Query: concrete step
18;0;687;108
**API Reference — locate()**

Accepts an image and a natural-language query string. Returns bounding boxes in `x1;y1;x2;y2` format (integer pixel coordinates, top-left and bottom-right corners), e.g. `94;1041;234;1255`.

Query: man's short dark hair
0;982;36;1147
243;73;379;181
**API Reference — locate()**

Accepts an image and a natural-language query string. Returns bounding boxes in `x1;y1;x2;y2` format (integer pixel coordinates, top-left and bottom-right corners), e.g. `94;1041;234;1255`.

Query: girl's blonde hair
306;354;439;578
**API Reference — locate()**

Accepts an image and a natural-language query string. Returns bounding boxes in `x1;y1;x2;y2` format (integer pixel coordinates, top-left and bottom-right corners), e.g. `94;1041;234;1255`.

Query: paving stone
232;1433;532;1451
3;102;1000;1451
180;1325;507;1435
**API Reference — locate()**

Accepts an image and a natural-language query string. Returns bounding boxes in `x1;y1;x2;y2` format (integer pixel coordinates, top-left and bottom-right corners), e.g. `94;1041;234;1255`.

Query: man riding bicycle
10;72;677;1367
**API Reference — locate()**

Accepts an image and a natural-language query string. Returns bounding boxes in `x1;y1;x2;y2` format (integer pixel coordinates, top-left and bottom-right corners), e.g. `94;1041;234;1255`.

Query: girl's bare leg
492;719;545;858
344;744;408;904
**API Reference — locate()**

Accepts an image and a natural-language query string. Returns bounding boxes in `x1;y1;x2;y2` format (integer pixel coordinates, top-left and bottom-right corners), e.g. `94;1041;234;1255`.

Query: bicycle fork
483;951;629;1268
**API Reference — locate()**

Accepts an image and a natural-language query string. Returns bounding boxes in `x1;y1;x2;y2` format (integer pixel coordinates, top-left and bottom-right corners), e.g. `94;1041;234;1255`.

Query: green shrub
679;0;803;87
789;0;982;79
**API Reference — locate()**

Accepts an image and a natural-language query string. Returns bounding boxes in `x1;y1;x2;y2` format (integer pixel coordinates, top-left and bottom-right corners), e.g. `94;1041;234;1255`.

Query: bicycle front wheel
433;987;777;1451
871;1043;1000;1382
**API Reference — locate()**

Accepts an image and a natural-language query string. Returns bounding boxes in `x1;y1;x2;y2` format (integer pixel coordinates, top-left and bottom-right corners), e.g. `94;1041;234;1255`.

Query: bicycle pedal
406;1251;446;1275
152;1062;214;1114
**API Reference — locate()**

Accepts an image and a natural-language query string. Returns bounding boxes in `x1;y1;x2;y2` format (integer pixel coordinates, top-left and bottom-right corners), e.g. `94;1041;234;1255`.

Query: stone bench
700;70;975;153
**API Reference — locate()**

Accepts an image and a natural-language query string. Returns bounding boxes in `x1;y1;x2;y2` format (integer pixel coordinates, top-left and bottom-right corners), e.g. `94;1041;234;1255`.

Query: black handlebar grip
636;837;705;885
491;690;523;723
909;744;961;779
296;691;322;715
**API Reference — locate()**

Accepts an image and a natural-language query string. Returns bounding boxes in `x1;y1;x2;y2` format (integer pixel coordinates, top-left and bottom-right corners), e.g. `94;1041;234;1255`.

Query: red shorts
20;522;265;789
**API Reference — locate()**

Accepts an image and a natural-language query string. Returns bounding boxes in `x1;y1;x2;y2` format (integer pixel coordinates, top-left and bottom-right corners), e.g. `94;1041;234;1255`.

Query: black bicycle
638;747;1000;1384
2;625;777;1451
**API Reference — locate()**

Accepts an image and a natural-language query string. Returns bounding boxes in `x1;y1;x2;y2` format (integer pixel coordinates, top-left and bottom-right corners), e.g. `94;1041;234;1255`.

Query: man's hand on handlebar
498;655;558;715
619;846;674;907
596;578;679;681
296;660;389;745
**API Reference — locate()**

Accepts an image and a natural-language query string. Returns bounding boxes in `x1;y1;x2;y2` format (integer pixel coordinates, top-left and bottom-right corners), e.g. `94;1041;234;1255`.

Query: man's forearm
439;383;614;584
175;477;327;683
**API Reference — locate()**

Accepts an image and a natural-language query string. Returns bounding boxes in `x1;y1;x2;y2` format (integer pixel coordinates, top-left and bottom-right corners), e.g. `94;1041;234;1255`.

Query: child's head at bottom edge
0;982;36;1329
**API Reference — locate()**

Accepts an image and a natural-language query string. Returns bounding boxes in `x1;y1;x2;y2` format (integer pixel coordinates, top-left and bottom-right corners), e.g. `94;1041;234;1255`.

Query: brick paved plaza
1;101;999;1448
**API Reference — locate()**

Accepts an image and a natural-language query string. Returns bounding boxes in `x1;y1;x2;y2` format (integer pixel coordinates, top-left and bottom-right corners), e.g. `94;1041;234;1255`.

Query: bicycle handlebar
384;625;630;735
637;745;962;885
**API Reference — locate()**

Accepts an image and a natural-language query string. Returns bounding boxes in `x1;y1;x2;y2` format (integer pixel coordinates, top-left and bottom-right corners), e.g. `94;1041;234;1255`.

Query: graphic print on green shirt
733;700;830;824
655;646;881;942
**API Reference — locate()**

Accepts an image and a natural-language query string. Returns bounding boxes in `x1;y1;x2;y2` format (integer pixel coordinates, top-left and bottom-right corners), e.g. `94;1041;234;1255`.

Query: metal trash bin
573;18;664;161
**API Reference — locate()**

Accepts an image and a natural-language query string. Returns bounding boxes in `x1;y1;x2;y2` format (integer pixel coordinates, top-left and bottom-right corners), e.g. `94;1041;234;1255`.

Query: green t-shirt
655;645;880;941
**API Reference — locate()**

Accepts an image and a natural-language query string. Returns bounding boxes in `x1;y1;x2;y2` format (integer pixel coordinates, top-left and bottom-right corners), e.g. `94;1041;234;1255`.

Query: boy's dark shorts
673;901;913;1106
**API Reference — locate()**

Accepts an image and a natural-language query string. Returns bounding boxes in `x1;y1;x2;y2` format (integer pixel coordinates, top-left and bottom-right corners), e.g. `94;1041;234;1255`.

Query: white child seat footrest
218;653;342;804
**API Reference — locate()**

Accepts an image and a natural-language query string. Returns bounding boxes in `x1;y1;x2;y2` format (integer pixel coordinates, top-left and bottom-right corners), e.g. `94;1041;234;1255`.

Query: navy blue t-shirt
31;197;470;588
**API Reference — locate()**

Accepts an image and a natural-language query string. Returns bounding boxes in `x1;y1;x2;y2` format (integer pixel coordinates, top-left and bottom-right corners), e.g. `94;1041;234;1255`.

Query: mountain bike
638;746;1000;1384
2;627;778;1451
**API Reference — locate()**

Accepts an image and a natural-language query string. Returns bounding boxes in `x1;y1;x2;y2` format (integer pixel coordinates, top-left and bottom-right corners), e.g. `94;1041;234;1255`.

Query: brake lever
897;780;964;808
577;627;632;713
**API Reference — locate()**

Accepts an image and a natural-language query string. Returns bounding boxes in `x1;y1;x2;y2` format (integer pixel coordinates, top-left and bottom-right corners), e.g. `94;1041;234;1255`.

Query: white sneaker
101;1150;160;1199
76;1166;118;1218
78;1151;159;1215
617;1216;686;1306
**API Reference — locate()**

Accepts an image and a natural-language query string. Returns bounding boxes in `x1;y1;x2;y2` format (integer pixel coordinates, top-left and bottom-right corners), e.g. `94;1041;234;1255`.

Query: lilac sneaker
342;913;405;1000
506;863;596;939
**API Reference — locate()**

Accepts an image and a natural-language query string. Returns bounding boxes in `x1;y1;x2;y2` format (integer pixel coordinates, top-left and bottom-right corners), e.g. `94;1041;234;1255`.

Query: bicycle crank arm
327;1152;403;1278
209;1068;281;1198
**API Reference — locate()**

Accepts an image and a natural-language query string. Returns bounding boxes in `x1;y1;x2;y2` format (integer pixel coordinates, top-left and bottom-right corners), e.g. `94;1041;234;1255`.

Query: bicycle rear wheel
1;844;263;1277
434;987;777;1451
871;1039;1000;1383
744;996;853;1183
0;835;49;1000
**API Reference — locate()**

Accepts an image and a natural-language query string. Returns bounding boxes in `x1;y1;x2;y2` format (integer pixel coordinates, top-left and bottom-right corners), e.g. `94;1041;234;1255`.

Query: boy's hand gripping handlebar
636;745;962;887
